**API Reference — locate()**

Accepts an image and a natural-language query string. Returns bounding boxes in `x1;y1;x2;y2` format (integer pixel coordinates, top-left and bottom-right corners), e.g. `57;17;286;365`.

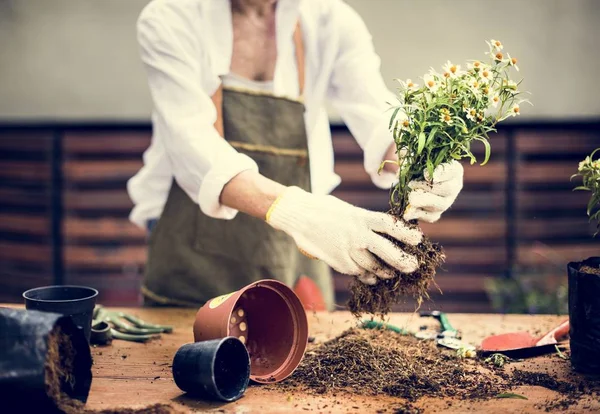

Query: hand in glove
266;186;422;285
403;160;464;223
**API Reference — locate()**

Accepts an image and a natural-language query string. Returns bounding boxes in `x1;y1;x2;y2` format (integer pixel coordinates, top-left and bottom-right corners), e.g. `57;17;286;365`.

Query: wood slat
518;162;579;184
0;187;49;208
518;244;599;266
518;190;590;210
0;242;52;263
0;213;49;236
519;218;597;239
64;190;133;211
63;131;151;155
63;160;141;183
516;130;600;154
420;218;505;241
0;132;52;152
0;161;51;181
64;217;145;241
64;245;146;268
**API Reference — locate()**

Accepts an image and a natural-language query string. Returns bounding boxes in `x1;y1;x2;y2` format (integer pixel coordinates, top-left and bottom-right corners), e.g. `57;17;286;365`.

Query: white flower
490;94;501;108
509;103;521;117
468;60;483;72
507;53;519;71
423;73;440;93
442;61;464;78
398;78;419;91
440;111;453;125
490;39;504;51
479;68;493;84
579;157;591;171
469;78;483;96
464;107;477;122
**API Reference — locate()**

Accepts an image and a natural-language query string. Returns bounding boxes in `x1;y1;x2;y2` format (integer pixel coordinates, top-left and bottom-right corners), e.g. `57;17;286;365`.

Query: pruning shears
415;310;460;340
91;305;173;344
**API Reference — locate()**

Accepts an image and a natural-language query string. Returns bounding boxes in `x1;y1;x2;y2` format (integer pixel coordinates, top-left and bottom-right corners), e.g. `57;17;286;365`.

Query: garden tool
91;305;173;344
480;319;569;358
415;310;460;340
360;319;411;335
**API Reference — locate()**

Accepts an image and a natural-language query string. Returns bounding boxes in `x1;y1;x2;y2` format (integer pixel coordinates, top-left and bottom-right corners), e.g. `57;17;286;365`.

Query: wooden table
5;306;599;413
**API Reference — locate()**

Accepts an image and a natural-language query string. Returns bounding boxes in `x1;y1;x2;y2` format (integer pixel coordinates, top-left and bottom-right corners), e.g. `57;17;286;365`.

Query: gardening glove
403;160;464;223
266;186;422;285
91;306;173;344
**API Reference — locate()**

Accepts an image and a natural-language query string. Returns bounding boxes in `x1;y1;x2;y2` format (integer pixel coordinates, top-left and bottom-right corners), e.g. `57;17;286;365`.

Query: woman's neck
231;0;277;17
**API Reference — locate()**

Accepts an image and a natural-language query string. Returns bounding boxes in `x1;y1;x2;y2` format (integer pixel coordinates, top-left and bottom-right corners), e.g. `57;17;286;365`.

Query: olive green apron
141;24;334;309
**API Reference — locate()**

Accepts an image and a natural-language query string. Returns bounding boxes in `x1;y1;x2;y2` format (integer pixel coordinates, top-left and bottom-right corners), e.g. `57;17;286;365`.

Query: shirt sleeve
326;1;399;190
137;12;258;220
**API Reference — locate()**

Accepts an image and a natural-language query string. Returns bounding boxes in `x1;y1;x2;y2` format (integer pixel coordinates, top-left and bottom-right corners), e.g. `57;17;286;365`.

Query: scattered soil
274;328;599;412
277;328;506;402
348;219;445;317
580;265;600;276
88;404;179;414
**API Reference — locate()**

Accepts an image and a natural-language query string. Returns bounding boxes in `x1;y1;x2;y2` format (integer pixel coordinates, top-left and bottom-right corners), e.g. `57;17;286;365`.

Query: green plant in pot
348;40;529;316
567;148;600;374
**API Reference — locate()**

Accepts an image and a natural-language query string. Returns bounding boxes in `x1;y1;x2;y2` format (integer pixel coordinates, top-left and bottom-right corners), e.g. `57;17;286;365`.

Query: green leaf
573;186;590;191
426;126;438;146
434;147;449;166
478;138;491;166
426;156;434;180
389;107;401;130
417;131;426;156
496;393;528;400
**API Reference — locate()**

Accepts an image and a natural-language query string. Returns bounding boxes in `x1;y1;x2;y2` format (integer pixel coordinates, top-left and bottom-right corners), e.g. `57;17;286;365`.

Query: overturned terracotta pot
193;279;308;384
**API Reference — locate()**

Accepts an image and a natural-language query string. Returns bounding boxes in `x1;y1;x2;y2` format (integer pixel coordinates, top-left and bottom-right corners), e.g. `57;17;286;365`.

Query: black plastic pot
172;337;250;402
0;307;93;413
23;285;98;342
568;257;600;374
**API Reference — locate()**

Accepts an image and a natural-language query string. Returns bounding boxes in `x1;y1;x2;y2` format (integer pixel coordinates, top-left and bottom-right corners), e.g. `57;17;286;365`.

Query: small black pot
568;257;600;374
172;337;250;402
0;307;93;413
23;285;98;343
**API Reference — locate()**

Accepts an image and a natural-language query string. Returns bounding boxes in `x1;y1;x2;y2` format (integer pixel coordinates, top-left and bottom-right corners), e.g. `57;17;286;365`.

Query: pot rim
23;285;99;303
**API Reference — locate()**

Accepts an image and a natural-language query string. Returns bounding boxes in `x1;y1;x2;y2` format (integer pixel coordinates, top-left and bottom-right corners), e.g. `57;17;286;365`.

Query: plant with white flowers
572;148;600;236
348;39;530;317
386;39;529;214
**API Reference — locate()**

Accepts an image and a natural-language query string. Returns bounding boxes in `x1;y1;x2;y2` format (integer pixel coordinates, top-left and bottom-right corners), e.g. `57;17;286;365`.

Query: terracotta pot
193;279;308;383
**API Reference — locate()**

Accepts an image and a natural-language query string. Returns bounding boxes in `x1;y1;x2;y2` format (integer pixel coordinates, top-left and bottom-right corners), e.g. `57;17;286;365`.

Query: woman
127;0;464;309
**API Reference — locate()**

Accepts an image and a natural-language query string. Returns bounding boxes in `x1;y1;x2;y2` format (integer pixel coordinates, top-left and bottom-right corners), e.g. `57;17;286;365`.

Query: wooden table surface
5;306;599;413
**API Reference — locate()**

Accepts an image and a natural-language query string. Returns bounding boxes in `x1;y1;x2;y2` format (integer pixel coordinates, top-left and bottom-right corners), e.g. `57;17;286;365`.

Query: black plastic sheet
568;257;600;375
0;307;93;413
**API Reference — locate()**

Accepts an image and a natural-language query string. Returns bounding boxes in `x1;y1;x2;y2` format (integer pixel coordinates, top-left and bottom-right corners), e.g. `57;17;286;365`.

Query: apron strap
211;22;305;137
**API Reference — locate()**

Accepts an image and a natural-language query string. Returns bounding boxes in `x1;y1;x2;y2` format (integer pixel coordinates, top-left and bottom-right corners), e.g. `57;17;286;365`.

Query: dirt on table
347;218;445;317
274;328;599;412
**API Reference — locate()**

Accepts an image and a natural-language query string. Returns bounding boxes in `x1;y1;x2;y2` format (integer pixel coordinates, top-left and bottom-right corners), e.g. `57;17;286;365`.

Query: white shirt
127;0;398;228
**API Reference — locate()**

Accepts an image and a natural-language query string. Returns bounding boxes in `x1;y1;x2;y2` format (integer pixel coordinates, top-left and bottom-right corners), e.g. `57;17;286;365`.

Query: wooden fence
0;123;598;311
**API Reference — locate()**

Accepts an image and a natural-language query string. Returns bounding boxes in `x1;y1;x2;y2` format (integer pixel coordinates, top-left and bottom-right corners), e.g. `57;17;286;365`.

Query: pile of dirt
277;328;599;412
347;220;445;317
279;328;506;402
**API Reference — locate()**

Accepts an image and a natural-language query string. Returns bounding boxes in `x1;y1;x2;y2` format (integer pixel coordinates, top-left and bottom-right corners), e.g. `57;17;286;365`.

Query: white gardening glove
403;160;464;223
266;186;422;285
